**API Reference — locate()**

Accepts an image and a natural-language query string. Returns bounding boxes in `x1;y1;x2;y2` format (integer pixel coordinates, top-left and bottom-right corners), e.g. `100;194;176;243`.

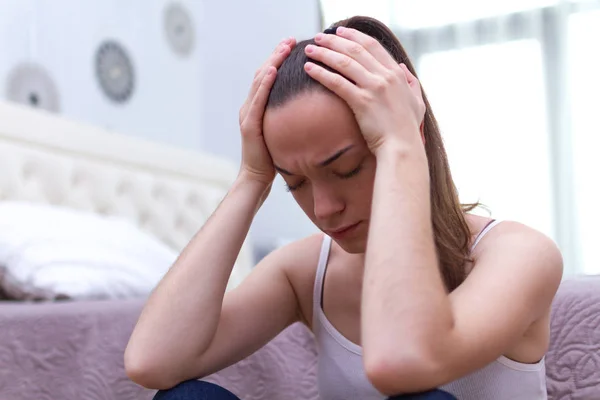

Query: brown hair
267;16;479;292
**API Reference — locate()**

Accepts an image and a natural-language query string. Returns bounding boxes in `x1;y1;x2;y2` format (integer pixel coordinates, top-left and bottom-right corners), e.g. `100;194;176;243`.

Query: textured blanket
1;275;599;400
0;299;318;400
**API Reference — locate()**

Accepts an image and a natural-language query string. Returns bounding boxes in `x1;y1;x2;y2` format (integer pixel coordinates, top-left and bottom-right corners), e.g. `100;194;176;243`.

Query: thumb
400;64;422;94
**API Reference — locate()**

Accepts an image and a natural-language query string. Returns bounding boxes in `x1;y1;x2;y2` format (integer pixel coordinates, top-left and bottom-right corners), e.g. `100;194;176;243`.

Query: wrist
233;173;273;210
236;169;274;188
373;137;429;185
373;136;426;161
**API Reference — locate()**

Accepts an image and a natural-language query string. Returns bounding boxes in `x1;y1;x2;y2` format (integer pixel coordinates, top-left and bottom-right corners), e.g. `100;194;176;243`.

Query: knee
153;380;240;400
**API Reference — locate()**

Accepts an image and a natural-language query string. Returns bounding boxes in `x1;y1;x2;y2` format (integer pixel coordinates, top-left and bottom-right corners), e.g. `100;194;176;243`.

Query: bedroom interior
0;0;599;399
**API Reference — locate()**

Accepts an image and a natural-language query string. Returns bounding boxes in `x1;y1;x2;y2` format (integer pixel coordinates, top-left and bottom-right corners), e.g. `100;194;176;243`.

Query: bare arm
125;37;299;390
125;177;269;388
363;144;562;393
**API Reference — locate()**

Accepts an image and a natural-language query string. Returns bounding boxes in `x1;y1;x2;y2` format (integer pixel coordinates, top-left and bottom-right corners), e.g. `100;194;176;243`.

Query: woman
125;16;563;400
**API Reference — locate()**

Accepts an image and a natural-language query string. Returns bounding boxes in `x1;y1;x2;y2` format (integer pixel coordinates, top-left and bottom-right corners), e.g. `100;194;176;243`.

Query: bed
0;101;268;399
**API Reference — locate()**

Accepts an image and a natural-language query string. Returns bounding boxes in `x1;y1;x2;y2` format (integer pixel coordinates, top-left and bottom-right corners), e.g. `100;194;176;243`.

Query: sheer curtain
320;0;600;276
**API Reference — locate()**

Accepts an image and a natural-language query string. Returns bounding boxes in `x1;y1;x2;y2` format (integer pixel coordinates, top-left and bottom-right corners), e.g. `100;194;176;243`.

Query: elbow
124;347;181;390
364;347;443;396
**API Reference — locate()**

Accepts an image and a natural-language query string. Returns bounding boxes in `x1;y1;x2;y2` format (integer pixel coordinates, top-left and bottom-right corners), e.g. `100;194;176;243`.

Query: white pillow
0;201;178;300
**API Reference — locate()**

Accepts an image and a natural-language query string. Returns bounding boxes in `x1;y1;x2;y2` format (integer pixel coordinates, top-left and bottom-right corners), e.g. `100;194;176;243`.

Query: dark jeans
153;380;457;400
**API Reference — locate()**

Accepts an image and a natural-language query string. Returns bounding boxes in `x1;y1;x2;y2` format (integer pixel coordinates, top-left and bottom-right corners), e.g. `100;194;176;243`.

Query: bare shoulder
265;233;325;328
474;220;563;270
447;219;564;365
469;219;563;308
263;233;324;271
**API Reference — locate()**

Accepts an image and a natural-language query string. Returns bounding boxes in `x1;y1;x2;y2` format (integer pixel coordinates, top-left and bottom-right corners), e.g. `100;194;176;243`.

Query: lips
325;221;361;237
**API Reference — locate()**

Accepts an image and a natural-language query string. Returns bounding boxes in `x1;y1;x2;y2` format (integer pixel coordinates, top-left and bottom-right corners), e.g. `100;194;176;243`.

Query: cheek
350;163;376;211
352;173;375;209
287;188;317;223
288;172;375;220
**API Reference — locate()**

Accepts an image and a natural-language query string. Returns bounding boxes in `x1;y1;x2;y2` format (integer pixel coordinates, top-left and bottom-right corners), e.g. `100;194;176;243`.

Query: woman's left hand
304;27;426;156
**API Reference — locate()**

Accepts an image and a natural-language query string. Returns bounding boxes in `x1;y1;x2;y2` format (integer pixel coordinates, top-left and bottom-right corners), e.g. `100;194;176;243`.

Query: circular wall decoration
95;40;135;103
5;63;61;113
163;2;195;57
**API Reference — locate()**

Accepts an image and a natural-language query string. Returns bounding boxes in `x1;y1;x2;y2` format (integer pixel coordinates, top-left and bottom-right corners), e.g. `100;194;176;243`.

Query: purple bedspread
0;299;318;400
1;275;599;400
545;275;600;400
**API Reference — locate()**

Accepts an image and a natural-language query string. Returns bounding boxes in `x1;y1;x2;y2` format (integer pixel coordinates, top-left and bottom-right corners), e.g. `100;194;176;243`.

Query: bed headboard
0;101;253;288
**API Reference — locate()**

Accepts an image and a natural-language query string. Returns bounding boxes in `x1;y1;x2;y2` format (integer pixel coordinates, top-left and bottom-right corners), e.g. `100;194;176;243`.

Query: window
568;9;600;275
321;0;560;29
390;0;558;28
319;0;600;274
419;40;555;238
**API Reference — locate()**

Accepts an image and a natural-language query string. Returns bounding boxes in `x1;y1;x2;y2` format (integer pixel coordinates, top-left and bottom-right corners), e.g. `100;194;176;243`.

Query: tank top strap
312;234;332;330
470;219;502;252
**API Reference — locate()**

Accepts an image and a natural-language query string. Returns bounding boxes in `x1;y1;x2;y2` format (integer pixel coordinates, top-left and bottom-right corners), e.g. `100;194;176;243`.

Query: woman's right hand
238;37;296;186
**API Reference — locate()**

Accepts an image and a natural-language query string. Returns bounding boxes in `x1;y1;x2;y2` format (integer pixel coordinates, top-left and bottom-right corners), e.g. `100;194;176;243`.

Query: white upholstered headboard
0;101;253;289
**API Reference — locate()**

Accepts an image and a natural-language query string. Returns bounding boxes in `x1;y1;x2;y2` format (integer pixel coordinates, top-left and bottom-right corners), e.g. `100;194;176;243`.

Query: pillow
0;201;178;300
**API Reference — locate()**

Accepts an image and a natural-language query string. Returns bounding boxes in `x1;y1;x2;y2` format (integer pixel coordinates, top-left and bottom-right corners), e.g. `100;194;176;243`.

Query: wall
0;0;322;254
0;0;204;149
199;0;322;252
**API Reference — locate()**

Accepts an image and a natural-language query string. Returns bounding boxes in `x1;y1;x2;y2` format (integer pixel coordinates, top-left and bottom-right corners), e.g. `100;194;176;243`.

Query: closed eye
336;164;363;179
285;162;363;192
285;180;305;192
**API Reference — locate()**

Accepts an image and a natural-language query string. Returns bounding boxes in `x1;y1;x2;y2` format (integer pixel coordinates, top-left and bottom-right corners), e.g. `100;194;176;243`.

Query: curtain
320;0;600;276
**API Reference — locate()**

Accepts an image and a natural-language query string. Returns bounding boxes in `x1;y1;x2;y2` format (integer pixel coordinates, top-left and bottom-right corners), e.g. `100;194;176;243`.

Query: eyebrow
274;145;354;176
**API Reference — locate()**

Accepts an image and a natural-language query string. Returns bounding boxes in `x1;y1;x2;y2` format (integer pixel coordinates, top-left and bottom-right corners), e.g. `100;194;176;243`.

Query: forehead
263;90;363;161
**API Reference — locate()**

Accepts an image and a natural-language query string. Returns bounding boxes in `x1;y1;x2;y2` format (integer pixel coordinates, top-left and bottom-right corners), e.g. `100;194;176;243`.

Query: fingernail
305;62;313;72
282;37;292;44
267;67;274;75
305;45;314;54
337;26;346;33
279;45;288;53
315;33;324;41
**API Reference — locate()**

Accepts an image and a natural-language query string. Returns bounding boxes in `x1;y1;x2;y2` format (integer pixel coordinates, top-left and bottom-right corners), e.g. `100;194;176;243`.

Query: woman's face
263;90;376;254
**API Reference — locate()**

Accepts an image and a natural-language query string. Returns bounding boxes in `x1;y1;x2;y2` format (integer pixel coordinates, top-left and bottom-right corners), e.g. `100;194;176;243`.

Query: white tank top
312;221;548;399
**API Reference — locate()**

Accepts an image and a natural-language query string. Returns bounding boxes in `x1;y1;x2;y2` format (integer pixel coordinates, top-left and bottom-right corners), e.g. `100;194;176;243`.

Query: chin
334;237;367;254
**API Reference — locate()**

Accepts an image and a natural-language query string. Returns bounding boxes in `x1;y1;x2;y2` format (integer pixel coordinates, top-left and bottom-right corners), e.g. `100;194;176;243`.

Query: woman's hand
238;38;296;185
304;27;425;156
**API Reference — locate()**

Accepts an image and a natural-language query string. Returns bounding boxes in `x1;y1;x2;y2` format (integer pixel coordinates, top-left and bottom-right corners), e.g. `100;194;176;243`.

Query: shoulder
474;220;562;270
468;220;563;311
260;233;325;293
249;233;324;295
262;233;326;327
262;233;325;273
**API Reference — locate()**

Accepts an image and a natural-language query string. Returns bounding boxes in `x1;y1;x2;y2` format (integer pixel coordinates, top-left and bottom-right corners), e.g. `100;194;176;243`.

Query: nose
312;183;344;222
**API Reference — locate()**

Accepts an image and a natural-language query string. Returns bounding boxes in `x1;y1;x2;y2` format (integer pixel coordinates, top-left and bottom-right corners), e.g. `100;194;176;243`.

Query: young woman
125;16;563;400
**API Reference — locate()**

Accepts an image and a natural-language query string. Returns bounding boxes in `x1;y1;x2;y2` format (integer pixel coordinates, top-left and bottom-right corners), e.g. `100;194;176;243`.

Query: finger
241;38;294;122
399;63;423;97
305;44;374;87
313;31;385;75
247;38;295;99
332;27;398;70
400;64;418;85
304;62;360;107
244;66;277;133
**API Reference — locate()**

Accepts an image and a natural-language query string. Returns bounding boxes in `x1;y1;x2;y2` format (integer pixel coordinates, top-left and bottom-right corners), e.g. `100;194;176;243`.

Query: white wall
0;0;204;149
199;0;322;252
0;0;322;254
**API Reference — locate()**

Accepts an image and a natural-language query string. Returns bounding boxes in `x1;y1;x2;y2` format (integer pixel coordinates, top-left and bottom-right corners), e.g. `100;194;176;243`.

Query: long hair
267;16;479;292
